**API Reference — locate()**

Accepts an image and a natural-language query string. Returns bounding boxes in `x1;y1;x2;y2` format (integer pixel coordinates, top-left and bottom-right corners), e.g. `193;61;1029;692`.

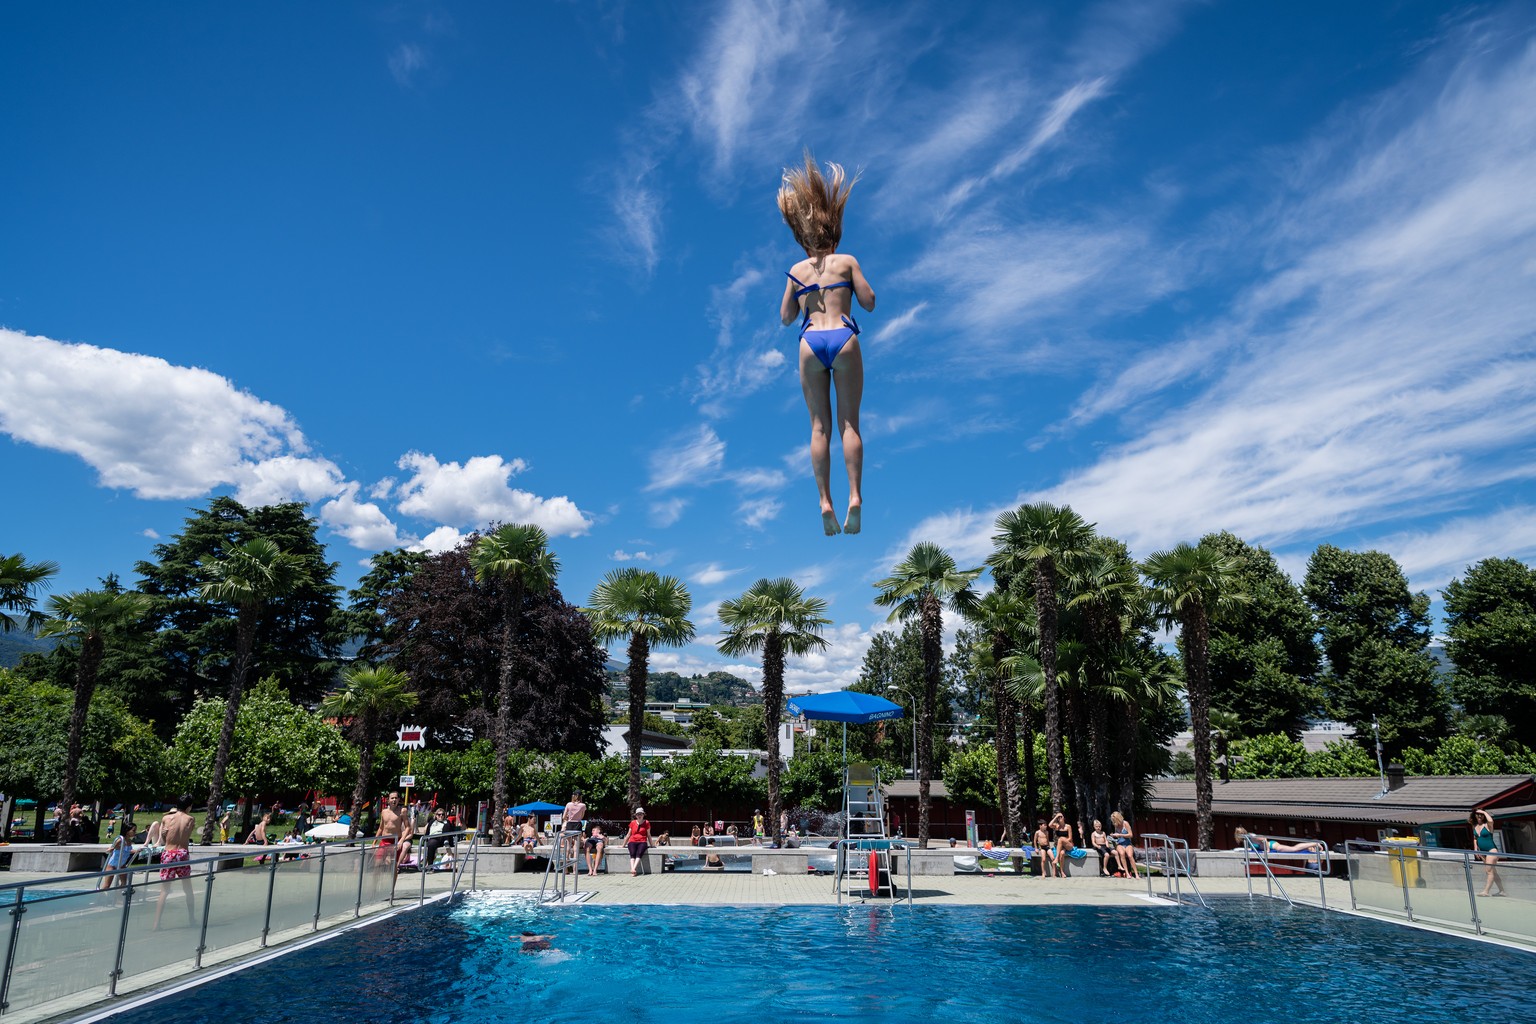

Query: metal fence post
312;844;327;932
354;844;366;917
1346;843;1359;910
194;866;217;969
0;887;27;1012
1397;846;1415;922
1463;851;1484;935
260;848;280;947
109;875;136;997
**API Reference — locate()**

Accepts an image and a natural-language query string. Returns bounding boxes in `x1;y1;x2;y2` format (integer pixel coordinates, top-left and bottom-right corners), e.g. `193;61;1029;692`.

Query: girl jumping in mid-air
778;152;876;536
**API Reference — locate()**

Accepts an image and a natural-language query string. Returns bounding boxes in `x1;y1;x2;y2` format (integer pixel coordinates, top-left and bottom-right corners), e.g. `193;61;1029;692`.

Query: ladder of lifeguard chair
539;826;584;903
837;764;900;904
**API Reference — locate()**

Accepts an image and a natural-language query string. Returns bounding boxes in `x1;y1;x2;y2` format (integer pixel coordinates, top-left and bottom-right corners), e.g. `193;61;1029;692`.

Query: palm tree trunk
1034;559;1066;815
347;711;377;841
58;634;103;845
1116;700;1138;813
1022;698;1038;824
492;587;519;846
917;594;942;848
1087;691;1110;826
991;635;1023;845
203;605;258;845
626;631;650;810
1185;605;1214;850
762;632;785;842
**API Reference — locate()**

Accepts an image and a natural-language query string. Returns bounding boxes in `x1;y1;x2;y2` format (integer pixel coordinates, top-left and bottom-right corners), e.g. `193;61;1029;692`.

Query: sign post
395;724;428;808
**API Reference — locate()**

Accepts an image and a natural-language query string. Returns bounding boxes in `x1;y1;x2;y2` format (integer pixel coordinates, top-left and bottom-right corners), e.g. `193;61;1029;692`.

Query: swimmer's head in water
778;150;858;257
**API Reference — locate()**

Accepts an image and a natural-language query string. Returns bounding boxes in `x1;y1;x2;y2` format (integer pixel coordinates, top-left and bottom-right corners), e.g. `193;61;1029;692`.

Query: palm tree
0;552;60;632
874;541;982;847
586;569;695;809
471;524;559;844
1143;541;1248;850
199;539;308;844
990;503;1096;815
964;589;1031;844
320;665;416;840
39;590;153;844
717;578;831;841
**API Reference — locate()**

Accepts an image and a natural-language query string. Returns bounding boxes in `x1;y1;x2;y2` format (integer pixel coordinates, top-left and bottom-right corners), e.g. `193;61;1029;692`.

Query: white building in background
599;723;793;779
1167;720;1358;760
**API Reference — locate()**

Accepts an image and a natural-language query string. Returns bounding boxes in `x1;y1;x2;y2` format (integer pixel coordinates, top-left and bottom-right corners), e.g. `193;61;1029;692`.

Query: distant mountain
0;629;56;669
607;668;759;707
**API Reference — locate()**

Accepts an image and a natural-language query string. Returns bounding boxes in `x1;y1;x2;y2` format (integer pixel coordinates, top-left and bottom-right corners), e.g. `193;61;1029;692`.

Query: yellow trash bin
1383;836;1421;887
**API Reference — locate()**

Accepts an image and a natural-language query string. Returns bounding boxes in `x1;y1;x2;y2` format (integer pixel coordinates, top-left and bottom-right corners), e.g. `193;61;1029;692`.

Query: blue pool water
105;894;1535;1024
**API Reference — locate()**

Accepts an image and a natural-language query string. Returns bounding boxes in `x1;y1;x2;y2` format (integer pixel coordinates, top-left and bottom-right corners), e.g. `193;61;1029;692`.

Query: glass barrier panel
358;843;399;911
1;881;122;1014
1474;855;1535;944
114;863;207;990
1349;846;1411;919
317;845;364;923
1401;849;1479;931
266;853;322;941
194;855;276;967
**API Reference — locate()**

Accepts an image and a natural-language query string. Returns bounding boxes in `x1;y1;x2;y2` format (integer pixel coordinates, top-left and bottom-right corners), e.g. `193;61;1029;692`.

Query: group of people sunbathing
1024;810;1138;877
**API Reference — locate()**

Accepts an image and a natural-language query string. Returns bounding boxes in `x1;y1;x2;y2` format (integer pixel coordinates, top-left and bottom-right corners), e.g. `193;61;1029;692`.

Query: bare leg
831;339;864;533
799;342;839;534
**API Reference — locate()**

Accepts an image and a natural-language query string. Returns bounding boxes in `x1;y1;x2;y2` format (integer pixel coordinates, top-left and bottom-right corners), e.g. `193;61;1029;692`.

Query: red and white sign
396;724;428;750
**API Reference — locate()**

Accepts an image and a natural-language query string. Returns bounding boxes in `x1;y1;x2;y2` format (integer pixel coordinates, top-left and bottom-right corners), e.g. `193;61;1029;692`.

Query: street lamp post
886;685;918;779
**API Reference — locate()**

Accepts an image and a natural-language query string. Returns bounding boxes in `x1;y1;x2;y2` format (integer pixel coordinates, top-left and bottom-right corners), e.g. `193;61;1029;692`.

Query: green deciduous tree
586;569;696;812
1443;557;1536;749
717;578;830;842
320;665;417;840
874;541;982;847
1228;733;1309;779
1304;545;1448;754
1199;532;1321;738
169;678;356;814
1306;739;1379;777
38;590;154;843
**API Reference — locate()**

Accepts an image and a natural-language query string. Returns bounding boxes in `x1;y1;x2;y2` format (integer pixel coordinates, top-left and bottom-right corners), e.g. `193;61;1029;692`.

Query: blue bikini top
786;272;853;300
787;272;859;336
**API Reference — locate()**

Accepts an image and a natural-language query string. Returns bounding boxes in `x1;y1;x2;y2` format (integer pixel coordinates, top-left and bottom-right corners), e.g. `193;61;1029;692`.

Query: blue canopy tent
507;801;565;815
786;690;904;763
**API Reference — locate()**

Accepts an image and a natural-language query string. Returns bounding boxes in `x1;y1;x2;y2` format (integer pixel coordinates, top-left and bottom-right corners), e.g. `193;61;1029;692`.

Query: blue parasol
506;801;566;815
786;690;904;762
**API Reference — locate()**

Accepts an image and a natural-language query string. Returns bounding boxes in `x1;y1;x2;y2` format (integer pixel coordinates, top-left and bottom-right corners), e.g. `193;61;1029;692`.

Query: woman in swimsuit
778;151;877;536
1048;813;1072;876
1470;809;1505;897
1109;811;1135;877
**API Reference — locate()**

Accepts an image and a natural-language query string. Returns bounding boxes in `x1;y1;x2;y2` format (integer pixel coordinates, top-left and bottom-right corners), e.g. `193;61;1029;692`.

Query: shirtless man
376;792;413;870
153;793;197;930
561;790;587;864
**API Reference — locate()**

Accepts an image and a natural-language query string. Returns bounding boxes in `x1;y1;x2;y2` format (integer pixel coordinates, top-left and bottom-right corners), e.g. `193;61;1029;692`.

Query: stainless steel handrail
1241;833;1332;909
1140;833;1206;907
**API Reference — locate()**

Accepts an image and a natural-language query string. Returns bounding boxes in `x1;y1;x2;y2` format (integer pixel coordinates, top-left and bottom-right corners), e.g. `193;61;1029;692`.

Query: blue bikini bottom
801;317;860;370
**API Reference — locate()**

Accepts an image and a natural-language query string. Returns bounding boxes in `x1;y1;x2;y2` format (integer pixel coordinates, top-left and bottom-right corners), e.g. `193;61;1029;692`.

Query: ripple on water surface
104;893;1536;1024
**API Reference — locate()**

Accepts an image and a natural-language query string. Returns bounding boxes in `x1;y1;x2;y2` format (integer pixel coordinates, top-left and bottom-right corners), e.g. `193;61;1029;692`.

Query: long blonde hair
778;150;858;256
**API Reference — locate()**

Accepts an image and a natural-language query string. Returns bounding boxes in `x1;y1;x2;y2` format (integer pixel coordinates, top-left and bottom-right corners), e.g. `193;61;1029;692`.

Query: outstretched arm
781;276;801;325
849;256;876;312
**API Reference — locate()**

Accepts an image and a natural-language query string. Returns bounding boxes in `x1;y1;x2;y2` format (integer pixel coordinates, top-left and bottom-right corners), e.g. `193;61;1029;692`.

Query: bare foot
821;510;842;536
843;506;861;535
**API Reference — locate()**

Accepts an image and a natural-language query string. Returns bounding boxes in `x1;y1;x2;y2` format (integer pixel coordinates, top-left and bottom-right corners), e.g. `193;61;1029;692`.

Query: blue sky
3;1;1535;693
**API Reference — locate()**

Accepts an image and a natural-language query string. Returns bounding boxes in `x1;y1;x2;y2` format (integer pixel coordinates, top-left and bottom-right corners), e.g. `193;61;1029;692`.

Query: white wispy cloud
388;43;427;87
891;22;1536;589
738;497;783;529
611;549;654;562
649;497;688;527
645;424;726;491
690;562;744;587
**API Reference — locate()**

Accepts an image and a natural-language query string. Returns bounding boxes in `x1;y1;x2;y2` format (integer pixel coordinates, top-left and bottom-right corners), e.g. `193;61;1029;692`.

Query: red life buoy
868;851;880;894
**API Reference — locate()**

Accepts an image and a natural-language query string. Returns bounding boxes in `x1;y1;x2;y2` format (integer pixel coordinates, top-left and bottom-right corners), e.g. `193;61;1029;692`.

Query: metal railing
1140;833;1206;907
833;838;913;908
0;833;455;1019
1344;839;1535;943
539;827;587;903
1242;833;1332;909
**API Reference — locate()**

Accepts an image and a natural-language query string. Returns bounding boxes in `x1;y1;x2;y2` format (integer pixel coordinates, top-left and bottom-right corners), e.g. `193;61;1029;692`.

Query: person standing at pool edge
1470;809;1505;896
778;151;876;537
626;807;652;876
152;794;196;930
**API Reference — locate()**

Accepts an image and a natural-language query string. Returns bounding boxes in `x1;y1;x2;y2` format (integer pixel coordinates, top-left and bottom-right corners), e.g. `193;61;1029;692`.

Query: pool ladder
1243;833;1331;908
539;827;586;904
1140;833;1207;907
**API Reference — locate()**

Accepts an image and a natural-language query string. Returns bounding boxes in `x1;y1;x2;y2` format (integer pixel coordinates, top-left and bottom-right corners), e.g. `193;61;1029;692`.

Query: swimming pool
100;893;1534;1024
